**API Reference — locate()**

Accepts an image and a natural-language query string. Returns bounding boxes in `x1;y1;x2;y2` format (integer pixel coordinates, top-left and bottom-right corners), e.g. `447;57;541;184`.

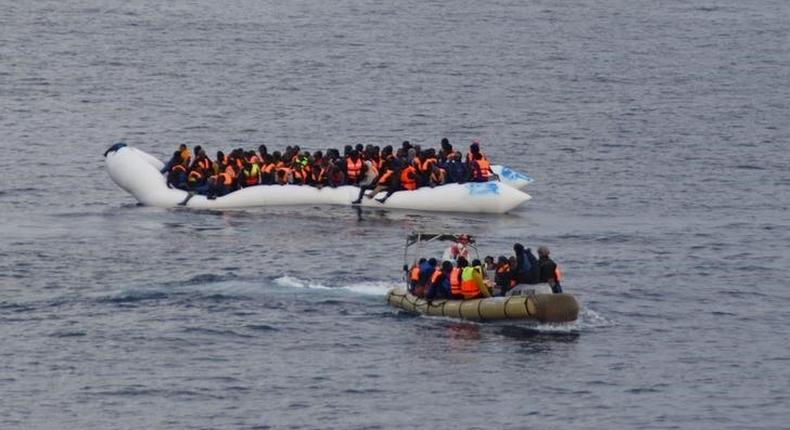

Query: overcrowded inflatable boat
104;144;533;213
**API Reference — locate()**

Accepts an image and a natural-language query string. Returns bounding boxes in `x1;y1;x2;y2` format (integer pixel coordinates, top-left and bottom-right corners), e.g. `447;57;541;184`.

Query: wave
272;275;396;297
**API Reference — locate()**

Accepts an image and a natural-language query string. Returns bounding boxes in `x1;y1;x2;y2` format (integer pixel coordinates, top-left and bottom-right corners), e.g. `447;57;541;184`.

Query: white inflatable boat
104;144;532;214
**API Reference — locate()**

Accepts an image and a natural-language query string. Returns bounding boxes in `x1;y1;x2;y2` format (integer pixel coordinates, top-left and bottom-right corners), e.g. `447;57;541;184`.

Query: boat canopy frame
403;232;480;269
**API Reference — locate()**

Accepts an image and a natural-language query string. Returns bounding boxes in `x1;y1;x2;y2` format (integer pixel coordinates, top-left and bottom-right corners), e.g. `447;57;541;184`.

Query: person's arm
472;270;491;298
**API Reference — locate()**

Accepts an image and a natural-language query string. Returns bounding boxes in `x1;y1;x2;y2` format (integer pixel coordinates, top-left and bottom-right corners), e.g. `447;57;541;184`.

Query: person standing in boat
513;243;540;284
537;246;563;293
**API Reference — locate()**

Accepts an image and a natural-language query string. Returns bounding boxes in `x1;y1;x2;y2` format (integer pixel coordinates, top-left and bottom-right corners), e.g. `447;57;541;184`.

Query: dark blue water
2;1;789;428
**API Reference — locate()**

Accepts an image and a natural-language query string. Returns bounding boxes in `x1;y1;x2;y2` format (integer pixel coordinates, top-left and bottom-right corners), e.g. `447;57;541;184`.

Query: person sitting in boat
344;150;365;186
443;151;468;184
327;161;346;188
426;261;454;303
537;246;563;293
415;258;437;297
407;258;426;295
238;158;261;188
373;159;410;204
166;160;188;190
439;137;454;160
513;243;540;284
161;144;190;173
469;152;495;182
460;259;491;299
427;162;446;187
465;140;486;166
494;256;513;296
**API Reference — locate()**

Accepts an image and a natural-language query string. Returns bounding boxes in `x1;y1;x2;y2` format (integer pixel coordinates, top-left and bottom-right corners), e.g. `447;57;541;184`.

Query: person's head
344;145;353;156
407;148;416;159
355;143;364;152
497;255;508;266
350;149;359;160
472;258;481;267
453;151;462;161
418;257;427;265
194;145;202;154
537;246;550;258
179;144;187;150
313;150;323;161
428;258;437;267
401;140;411;150
508;256;517;266
458;234;470;244
484;256;494;266
258;144;268;155
441;138;451;151
457;256;469;268
470;140;480;153
216;150;224;161
442;261;453;272
513;243;524;252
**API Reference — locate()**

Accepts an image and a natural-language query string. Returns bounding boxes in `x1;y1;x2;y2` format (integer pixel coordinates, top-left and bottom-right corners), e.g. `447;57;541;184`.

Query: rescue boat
104;144;532;214
386;233;579;323
386;287;579;323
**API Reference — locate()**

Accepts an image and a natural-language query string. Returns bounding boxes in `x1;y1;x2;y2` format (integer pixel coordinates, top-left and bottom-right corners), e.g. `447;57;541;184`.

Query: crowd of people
407;237;563;303
162;138;498;201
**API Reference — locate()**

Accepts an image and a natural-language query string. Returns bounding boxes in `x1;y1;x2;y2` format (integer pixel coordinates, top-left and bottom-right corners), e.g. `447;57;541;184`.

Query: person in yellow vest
460;259;492;299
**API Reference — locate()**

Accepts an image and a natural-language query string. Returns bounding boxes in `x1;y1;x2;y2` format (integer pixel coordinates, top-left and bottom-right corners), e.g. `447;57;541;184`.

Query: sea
1;1;789;429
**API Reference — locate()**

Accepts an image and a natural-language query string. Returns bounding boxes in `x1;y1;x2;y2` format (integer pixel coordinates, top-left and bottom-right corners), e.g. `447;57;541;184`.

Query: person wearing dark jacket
513;243;540;284
426;261;454;302
444;151;468;184
537;246;563;293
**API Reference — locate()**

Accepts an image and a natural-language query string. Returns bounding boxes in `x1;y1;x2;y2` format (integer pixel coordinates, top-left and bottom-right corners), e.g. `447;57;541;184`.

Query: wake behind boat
104;144;533;213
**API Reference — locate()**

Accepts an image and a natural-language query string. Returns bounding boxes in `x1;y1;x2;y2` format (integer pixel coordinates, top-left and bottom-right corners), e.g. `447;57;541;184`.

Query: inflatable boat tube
385;287;579;323
104;145;532;213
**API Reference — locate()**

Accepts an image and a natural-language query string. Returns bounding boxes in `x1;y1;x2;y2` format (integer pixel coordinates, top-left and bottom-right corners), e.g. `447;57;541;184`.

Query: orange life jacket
291;169;306;185
400;166;417;190
346;158;362;181
477;158;491;179
187;170;203;183
262;162;276;174
409;265;421;282
460;266;482;299
430;268;442;284
378;169;393;185
217;172;233;186
450;267;461;296
421;157;437;173
171;164;186;174
466;151;487;164
555;266;562;282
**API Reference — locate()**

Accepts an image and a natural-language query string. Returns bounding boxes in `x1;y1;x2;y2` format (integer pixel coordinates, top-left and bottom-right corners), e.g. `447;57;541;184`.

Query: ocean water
2;0;789;429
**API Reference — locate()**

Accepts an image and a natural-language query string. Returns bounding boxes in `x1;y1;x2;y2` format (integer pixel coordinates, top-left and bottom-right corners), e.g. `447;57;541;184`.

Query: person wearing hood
513;243;540;284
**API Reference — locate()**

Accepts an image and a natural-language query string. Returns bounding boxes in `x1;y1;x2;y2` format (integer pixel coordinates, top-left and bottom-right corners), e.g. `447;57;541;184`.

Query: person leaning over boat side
537;246;563;293
426;261;454;303
460;259;491;299
373;159;406;204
